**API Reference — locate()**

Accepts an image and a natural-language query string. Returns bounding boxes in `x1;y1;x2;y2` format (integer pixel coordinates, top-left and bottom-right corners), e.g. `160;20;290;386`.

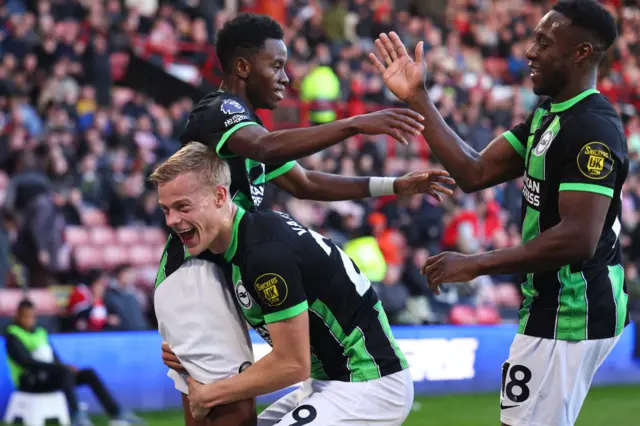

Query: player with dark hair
370;0;627;425
154;12;454;426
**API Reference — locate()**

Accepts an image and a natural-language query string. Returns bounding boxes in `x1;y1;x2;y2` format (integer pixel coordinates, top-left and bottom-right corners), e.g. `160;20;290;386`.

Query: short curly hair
552;0;618;50
216;13;284;74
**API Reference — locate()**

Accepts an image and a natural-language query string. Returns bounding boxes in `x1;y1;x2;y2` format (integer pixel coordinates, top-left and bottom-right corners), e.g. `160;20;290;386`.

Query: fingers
369;52;387;75
375;38;394;67
161;341;174;354
389;32;409;58
423;253;444;271
392;108;424;122
380;33;398;62
415;41;425;63
388;130;409;146
432;176;456;185
428;183;454;195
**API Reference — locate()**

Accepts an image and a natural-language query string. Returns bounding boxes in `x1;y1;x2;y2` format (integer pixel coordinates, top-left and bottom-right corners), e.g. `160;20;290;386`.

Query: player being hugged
370;1;629;426
151;143;414;426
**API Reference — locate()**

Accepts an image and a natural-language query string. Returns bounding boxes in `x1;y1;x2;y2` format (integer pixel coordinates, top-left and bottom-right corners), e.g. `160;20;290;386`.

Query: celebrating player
152;143;413;425
154;13;453;426
369;1;628;425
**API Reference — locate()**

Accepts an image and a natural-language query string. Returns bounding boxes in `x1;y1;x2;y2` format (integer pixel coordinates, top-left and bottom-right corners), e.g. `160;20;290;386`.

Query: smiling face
245;38;289;109
158;172;228;255
526;11;591;98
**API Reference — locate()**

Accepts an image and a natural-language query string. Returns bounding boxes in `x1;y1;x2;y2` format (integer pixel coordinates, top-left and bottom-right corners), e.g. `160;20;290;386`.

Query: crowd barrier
1;323;638;414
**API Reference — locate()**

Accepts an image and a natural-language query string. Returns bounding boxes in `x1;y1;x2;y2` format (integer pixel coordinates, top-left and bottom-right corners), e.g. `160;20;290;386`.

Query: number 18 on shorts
499;334;620;426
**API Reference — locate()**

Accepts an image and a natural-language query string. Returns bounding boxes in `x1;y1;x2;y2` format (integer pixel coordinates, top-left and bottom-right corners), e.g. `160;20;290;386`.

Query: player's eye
177;204;190;213
538;38;547;48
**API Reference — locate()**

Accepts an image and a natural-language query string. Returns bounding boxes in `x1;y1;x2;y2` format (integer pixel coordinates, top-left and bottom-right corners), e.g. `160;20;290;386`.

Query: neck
208;202;239;255
220;80;255;111
552;68;597;104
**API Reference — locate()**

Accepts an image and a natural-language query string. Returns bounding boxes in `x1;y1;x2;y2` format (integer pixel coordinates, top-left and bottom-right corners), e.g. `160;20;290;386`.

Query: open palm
369;32;427;102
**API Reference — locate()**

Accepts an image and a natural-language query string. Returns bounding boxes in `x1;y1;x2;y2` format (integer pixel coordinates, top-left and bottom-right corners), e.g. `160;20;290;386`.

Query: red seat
74;245;104;271
81;209;108;227
476;306;502;325
116;227;140;245
449;305;477;325
90;227;115;245
64;226;90;246
141;227;167;245
0;289;59;316
129;245;153;266
150;244;165;263
136;265;158;288
103;245;127;269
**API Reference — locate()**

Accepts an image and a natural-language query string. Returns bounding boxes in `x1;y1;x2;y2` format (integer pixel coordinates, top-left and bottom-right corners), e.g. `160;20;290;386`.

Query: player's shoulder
238;210;302;259
561;96;625;148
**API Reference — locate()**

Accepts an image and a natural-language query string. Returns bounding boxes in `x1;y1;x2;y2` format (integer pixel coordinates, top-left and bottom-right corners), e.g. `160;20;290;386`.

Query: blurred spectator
66;271;121;332
105;264;149;331
4;299;143;426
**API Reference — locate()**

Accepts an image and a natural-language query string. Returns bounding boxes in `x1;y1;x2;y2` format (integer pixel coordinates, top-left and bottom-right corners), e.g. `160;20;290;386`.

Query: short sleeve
181;94;261;158
243;242;308;324
265;161;297;182
558;114;625;199
502;112;534;159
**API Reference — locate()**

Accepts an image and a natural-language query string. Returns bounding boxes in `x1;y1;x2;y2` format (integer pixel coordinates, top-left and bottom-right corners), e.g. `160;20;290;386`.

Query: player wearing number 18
151;143;413;426
369;0;628;425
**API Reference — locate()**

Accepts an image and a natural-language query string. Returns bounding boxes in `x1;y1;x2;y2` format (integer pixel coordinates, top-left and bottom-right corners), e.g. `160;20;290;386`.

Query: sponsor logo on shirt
577;141;614;180
254;273;288;307
221;99;245;115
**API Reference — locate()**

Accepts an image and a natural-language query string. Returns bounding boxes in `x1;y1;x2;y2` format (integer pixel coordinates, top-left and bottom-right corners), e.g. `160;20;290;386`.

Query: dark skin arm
272;163;455;201
422;191;611;291
226;108;425;165
181;393;256;426
369;32;524;193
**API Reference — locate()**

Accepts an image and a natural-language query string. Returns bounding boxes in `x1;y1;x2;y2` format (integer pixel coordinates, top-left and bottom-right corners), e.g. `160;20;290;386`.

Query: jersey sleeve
265;161;297;182
182;95;261;158
243;242;308;324
502;112;534;159
558;114;625;198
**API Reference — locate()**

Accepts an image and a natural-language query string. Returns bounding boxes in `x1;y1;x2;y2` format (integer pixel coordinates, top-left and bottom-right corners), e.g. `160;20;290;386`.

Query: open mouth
176;228;196;245
274;90;284;100
529;63;540;77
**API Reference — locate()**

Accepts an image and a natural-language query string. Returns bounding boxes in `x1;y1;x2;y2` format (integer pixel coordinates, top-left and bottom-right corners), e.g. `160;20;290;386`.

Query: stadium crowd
0;0;639;330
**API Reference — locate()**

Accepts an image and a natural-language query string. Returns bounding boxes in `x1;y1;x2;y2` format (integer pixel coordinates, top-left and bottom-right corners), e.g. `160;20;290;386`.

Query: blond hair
149;142;231;188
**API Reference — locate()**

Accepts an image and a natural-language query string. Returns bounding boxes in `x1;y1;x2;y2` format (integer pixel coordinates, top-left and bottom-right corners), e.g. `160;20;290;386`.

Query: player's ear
574;42;593;64
214;184;228;208
235;57;251;79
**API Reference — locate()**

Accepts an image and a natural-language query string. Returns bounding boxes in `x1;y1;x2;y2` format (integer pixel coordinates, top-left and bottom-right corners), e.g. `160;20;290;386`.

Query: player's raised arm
423;114;626;287
187;242;310;413
226;107;425;165
370;32;525;193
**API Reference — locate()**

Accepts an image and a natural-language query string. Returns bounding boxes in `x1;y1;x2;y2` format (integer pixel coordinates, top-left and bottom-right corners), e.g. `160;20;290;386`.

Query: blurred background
0;0;639;424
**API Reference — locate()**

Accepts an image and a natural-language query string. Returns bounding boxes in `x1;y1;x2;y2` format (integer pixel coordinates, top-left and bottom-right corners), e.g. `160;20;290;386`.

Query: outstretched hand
369;32;427;102
351;108;424;146
394;170;456;202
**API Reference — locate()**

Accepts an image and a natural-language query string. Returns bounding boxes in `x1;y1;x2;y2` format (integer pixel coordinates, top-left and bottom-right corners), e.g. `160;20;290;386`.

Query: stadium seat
74;245;104;271
449;305;477;325
136;265;159;288
141;227;167;245
129;245;153;266
3;391;70;426
64;226;89;246
103;244;127;269
0;289;59;316
116;227;140;245
476;306;502;325
80;209;108;227
89;227;115;245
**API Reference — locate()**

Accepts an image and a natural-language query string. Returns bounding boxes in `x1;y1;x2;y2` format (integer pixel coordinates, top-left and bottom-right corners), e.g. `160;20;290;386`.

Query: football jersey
503;89;629;341
155;91;296;286
223;207;409;382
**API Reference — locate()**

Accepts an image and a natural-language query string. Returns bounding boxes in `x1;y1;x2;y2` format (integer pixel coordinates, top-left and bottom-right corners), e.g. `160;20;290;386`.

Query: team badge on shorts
577;141;613;180
254;273;288;307
235;281;253;309
221;99;245;115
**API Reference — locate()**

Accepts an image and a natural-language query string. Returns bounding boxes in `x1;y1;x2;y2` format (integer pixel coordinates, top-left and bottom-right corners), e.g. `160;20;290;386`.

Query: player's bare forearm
407;90;482;187
475;191;611;275
227;109;424;164
229;119;358;164
272;166;371;200
196;350;308;409
407;90;523;192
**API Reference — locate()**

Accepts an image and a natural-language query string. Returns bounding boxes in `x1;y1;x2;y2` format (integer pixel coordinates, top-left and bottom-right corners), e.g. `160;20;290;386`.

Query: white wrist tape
369;177;396;197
